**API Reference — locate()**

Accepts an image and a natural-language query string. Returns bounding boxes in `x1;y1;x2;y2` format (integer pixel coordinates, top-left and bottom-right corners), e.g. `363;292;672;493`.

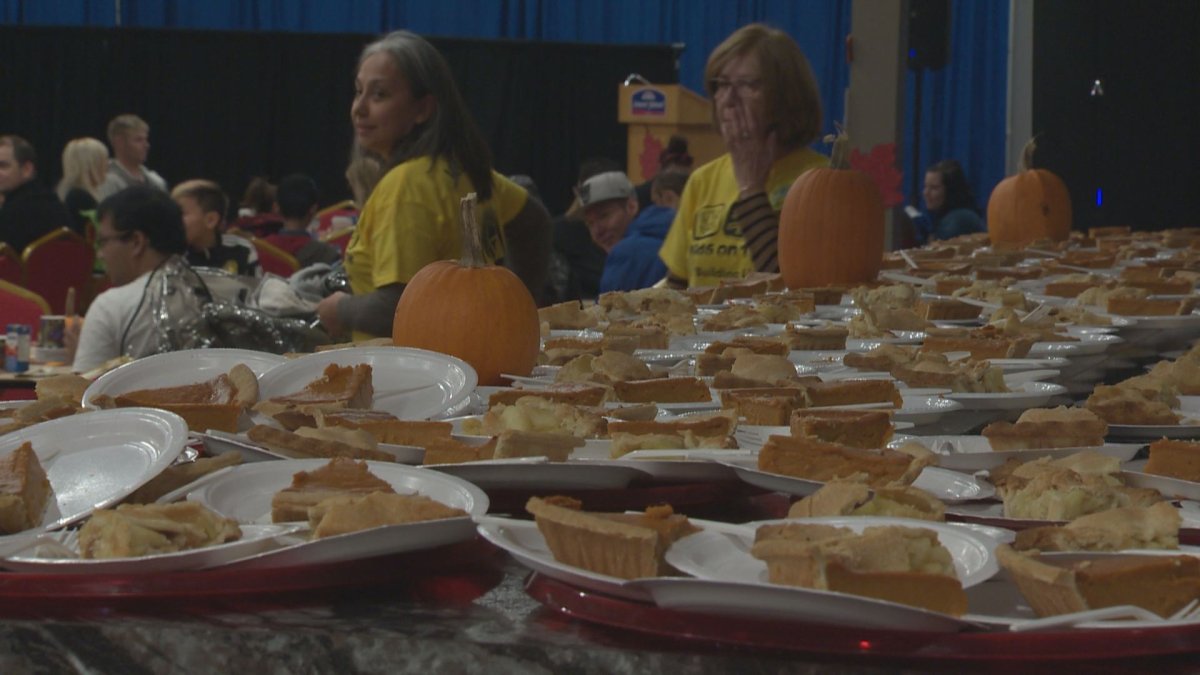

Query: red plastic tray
525;573;1200;664
0;539;502;617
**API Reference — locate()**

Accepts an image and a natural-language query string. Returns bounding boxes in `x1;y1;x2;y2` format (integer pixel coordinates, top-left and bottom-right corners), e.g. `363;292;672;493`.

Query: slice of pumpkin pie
526;496;698;579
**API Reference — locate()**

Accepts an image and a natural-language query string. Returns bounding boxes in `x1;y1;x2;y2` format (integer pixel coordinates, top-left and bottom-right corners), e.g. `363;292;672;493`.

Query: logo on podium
630;88;666;116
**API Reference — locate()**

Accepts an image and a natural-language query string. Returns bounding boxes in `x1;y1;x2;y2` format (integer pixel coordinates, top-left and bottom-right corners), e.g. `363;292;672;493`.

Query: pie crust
0;442;51;535
526;496;698;579
307;491;466;539
78;501;241;559
1013;502;1181;552
997;545;1200;618
751;523;967;616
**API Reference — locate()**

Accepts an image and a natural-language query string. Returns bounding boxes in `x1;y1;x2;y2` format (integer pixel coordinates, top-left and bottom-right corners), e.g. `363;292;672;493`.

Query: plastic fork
1009;599;1200;632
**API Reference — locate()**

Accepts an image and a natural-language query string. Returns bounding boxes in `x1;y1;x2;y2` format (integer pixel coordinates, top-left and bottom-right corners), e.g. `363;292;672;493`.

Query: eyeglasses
708;77;764;97
95;232;134;249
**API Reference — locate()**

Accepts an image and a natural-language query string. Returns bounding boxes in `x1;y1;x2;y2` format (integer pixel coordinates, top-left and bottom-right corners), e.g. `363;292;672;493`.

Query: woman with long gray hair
316;30;549;340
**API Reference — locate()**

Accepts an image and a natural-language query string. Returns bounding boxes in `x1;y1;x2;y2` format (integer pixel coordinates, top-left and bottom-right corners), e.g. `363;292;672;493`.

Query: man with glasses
68;186;190;372
0;135;75;253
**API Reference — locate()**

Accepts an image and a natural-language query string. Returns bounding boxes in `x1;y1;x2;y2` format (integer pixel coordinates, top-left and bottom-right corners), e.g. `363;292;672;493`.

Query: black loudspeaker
908;0;951;70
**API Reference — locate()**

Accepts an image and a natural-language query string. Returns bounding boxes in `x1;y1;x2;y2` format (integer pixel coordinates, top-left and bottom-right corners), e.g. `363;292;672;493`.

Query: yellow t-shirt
658;147;828;288
343;157;528;340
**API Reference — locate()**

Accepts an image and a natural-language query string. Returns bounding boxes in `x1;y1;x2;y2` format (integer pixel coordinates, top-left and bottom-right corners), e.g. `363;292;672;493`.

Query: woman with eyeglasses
659;24;828;289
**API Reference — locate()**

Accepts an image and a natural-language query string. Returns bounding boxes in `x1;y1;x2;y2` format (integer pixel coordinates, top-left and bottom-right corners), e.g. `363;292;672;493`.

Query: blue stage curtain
4;0;1009;220
904;0;1010;218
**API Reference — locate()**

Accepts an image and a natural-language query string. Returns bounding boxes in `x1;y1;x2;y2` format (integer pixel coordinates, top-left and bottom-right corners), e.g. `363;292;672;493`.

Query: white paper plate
630;577;980;632
941;381;1067;411
183;459;487;570
632;349;700;365
254;346;477;422
973;550;1200;630
733;422;915;451
1094;312;1200;331
188;458;488;523
639;517;997;632
0;408;187;533
722;458;992;503
575;453;742;483
1106;420;1200;440
893;395;965;425
426;460;649;490
0;523;302;574
893;435;1143;473
668;516;998;588
1122;459;1200;501
1028;333;1122;357
82;348;287;409
196;429;425;465
475;516;736;602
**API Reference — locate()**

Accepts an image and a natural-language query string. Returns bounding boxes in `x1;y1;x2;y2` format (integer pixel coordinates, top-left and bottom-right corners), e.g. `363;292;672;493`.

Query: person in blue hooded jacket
578;170;688;293
920;159;985;242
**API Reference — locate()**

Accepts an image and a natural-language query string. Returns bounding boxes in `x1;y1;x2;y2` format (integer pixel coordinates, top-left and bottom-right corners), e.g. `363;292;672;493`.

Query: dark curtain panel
1033;0;1200;231
903;0;1009;218
0;26;676;216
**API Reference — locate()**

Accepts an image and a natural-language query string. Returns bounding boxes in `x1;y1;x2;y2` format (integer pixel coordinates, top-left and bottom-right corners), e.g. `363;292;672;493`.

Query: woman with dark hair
659;24;828;289
316;30;550;340
922;159;984;241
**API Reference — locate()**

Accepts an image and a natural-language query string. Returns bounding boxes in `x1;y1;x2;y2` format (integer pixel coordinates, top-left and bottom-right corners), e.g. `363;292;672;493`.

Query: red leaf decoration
639;134;664;180
849;143;904;208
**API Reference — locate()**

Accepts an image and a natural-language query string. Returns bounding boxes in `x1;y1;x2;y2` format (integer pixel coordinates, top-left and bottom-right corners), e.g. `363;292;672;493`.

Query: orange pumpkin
987;138;1072;245
392;194;540;386
778;127;884;289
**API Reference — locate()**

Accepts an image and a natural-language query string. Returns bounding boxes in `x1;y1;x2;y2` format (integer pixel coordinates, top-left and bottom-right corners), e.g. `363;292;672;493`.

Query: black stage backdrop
0;26;679;217
1032;1;1200;231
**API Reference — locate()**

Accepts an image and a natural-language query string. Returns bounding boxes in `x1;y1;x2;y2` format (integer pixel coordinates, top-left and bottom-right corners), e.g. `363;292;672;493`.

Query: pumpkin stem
459;193;485;268
1019;137;1037;172
826;122;851;170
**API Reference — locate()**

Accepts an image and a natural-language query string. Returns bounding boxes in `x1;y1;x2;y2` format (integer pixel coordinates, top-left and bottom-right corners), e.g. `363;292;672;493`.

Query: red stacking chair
0;243;22;285
252;237;300;277
321;227;354;254
315;199;357;236
0;279;50;339
21;228;95;315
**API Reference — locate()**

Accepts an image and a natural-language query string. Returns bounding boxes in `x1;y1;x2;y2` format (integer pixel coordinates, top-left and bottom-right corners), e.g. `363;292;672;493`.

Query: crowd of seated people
4;24;918;374
0;113;358;375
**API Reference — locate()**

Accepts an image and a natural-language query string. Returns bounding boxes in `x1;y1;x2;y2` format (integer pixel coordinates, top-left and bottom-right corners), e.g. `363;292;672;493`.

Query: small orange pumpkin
392;194;539;386
778;126;884;289
987;138;1072;245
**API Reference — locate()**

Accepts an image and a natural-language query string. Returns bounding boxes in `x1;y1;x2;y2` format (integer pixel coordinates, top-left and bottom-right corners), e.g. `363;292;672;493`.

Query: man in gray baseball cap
577;169;678;292
577;170;638;252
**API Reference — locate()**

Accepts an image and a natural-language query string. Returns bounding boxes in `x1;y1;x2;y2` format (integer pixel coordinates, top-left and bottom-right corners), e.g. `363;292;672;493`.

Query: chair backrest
0;243;22;285
321;227;354;254
251;237;300;277
315;200;358;237
0;279;50;340
21;228;95;314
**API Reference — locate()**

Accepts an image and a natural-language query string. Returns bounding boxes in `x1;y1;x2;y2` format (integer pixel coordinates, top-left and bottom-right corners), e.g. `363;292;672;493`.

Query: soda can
5;323;31;373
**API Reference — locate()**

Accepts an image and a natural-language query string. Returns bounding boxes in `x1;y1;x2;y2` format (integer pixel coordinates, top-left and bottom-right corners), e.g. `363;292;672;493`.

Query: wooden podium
617;84;724;184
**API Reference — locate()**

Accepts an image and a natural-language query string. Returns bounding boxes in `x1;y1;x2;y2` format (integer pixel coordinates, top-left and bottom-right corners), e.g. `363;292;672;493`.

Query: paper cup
32;315;68;364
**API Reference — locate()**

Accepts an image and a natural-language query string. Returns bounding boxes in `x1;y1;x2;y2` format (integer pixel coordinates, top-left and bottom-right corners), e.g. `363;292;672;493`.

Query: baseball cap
578;171;635;208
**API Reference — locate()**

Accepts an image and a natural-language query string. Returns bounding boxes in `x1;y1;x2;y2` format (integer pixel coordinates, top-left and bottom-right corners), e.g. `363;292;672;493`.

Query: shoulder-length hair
57;137;108;201
928;159;979;216
347;30;495;201
704;23;823;151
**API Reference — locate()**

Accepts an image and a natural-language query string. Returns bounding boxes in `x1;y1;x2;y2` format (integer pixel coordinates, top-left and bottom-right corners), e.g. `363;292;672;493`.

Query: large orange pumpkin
778;127;884;289
392;194;540;386
987;138;1072;245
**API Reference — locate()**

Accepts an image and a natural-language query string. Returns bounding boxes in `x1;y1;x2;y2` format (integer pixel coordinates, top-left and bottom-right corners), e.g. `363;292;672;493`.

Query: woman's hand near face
720;100;776;199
